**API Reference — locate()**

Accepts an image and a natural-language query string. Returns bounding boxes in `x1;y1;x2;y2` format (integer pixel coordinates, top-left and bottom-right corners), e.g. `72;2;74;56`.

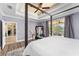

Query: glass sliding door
48;17;65;36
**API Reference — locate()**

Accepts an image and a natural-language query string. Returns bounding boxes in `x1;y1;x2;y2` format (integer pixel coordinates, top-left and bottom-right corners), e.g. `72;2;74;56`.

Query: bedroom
0;3;79;56
25;3;79;56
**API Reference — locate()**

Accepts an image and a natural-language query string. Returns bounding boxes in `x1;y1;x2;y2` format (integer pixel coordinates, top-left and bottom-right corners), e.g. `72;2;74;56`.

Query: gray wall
28;21;38;40
71;13;79;39
37;21;47;36
2;16;25;42
0;20;2;47
28;21;48;39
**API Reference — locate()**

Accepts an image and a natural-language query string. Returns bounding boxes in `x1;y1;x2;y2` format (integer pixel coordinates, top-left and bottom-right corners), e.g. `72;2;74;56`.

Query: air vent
7;5;12;9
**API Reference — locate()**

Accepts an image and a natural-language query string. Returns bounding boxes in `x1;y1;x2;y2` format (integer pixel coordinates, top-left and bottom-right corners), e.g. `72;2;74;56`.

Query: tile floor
6;47;24;56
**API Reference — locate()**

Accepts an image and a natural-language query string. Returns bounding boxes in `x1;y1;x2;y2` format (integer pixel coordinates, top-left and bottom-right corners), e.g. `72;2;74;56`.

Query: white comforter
23;36;79;56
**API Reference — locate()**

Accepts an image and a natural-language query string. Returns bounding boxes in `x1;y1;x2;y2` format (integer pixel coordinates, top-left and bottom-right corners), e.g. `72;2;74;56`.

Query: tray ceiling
28;3;57;15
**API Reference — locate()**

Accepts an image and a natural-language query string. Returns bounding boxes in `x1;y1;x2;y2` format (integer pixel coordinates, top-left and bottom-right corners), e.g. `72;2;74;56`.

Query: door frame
4;21;17;45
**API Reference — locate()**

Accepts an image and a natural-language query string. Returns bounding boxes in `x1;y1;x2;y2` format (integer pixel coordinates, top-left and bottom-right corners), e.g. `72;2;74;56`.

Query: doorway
5;22;16;45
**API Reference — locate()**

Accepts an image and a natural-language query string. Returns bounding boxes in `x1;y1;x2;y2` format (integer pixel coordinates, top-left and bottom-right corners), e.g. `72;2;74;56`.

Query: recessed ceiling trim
51;5;79;16
28;3;51;16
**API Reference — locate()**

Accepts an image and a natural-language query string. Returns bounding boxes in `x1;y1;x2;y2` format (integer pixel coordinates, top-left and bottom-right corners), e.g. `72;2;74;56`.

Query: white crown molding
39;3;67;18
16;3;39;20
0;8;25;20
1;3;79;21
39;3;79;20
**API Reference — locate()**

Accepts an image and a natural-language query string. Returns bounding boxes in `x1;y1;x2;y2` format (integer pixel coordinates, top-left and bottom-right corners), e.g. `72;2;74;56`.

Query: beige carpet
6;47;24;56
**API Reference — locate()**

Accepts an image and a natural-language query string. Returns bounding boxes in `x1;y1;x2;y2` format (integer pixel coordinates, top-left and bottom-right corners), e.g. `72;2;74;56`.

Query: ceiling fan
34;3;50;13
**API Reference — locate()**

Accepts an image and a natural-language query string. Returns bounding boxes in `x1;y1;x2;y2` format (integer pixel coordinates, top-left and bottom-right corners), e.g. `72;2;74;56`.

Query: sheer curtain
64;15;75;38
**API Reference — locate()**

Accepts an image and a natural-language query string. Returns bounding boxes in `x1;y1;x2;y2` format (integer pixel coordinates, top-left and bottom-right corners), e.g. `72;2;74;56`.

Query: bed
23;36;79;56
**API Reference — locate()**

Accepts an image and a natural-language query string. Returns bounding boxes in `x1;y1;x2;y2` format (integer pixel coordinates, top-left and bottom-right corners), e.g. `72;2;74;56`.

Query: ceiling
29;3;57;15
0;3;79;21
0;3;24;19
0;3;60;19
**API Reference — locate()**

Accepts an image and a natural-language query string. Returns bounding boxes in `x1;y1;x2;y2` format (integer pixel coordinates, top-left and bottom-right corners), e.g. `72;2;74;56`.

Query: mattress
23;36;79;56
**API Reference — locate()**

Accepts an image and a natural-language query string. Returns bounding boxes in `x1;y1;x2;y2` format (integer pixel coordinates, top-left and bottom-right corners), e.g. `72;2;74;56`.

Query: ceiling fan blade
39;3;42;8
42;7;50;9
34;3;42;13
34;9;38;13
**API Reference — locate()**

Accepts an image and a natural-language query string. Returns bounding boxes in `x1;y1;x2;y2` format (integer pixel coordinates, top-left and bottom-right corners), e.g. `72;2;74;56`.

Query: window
48;17;65;36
